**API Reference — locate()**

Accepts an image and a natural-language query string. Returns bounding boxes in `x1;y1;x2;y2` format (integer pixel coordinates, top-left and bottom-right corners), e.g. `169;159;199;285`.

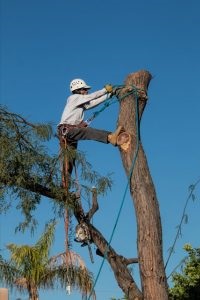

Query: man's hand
104;84;113;93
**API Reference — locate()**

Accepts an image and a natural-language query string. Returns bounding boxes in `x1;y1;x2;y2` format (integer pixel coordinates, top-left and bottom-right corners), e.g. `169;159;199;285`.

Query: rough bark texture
74;199;143;300
117;70;169;300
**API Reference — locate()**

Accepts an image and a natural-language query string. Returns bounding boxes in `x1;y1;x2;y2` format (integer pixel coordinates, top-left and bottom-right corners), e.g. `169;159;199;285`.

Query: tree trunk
28;283;39;300
90;223;142;300
117;70;168;299
74;199;142;299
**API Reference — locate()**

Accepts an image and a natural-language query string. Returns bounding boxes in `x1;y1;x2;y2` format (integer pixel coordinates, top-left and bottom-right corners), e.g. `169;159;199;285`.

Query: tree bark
117;70;169;300
28;283;38;300
90;224;142;300
74;200;142;299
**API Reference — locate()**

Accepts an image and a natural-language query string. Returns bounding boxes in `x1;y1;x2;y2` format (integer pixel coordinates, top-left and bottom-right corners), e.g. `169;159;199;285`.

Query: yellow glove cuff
104;84;113;93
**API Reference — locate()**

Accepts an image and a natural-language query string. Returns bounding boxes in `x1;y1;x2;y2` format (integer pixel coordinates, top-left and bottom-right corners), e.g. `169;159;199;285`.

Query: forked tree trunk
117;70;168;300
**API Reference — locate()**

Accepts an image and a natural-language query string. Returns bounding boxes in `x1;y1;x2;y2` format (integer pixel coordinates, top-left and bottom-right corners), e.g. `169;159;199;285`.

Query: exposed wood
117;70;168;300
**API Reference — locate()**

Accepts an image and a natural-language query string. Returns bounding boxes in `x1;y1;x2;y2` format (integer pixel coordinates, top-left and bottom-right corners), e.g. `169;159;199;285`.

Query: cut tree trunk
117;70;168;300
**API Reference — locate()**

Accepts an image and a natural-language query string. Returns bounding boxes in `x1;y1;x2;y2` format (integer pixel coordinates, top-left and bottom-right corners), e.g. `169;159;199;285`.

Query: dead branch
85;187;99;221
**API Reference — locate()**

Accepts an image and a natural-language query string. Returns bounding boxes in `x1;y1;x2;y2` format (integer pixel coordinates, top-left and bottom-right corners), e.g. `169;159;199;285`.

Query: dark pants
66;127;111;147
59;125;111;188
58;126;111;187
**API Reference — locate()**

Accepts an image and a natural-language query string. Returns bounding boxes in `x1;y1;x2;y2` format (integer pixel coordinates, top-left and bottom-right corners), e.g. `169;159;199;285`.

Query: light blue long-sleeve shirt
59;88;111;125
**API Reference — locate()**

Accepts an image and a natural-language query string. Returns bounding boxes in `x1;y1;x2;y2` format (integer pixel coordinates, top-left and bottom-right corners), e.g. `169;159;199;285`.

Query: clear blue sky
1;0;200;299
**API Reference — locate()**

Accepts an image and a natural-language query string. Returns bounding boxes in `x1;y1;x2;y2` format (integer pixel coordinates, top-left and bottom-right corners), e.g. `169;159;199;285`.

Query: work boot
108;126;124;146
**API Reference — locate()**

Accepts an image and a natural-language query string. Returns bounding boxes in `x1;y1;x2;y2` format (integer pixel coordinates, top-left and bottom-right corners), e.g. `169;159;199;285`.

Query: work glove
104;84;113;93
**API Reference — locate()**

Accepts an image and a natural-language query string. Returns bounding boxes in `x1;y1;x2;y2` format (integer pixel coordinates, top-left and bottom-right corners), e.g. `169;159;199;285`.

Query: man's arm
75;88;111;108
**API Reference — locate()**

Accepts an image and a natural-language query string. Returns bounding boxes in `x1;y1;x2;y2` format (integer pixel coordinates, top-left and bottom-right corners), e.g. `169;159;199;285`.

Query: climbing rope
87;86;141;300
85;84;139;125
85;96;117;125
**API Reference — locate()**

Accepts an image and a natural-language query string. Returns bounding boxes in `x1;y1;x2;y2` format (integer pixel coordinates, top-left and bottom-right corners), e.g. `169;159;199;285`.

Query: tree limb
85;187;99;221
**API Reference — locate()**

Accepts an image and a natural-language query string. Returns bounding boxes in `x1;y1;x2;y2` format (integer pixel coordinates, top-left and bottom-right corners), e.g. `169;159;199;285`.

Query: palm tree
0;221;95;300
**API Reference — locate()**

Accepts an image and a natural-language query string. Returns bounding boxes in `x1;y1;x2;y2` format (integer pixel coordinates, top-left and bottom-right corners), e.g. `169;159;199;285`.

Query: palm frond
47;250;95;299
36;220;56;258
0;254;21;288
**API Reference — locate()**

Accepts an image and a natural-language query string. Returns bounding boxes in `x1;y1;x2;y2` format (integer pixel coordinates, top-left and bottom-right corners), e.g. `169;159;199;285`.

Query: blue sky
1;0;200;299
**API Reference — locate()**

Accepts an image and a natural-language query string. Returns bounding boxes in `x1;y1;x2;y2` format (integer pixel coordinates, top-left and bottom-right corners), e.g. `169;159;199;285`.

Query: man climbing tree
57;78;124;187
58;78;123;147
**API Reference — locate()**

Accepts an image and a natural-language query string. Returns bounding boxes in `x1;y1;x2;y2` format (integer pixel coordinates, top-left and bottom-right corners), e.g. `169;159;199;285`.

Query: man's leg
66;126;124;145
66;127;109;143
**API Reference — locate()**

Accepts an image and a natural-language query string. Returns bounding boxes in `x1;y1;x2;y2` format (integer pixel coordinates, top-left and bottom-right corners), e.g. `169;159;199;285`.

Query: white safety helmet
70;78;91;92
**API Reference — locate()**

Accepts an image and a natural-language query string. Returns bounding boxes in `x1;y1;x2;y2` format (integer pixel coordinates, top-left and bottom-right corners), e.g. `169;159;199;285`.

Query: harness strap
58;121;88;137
